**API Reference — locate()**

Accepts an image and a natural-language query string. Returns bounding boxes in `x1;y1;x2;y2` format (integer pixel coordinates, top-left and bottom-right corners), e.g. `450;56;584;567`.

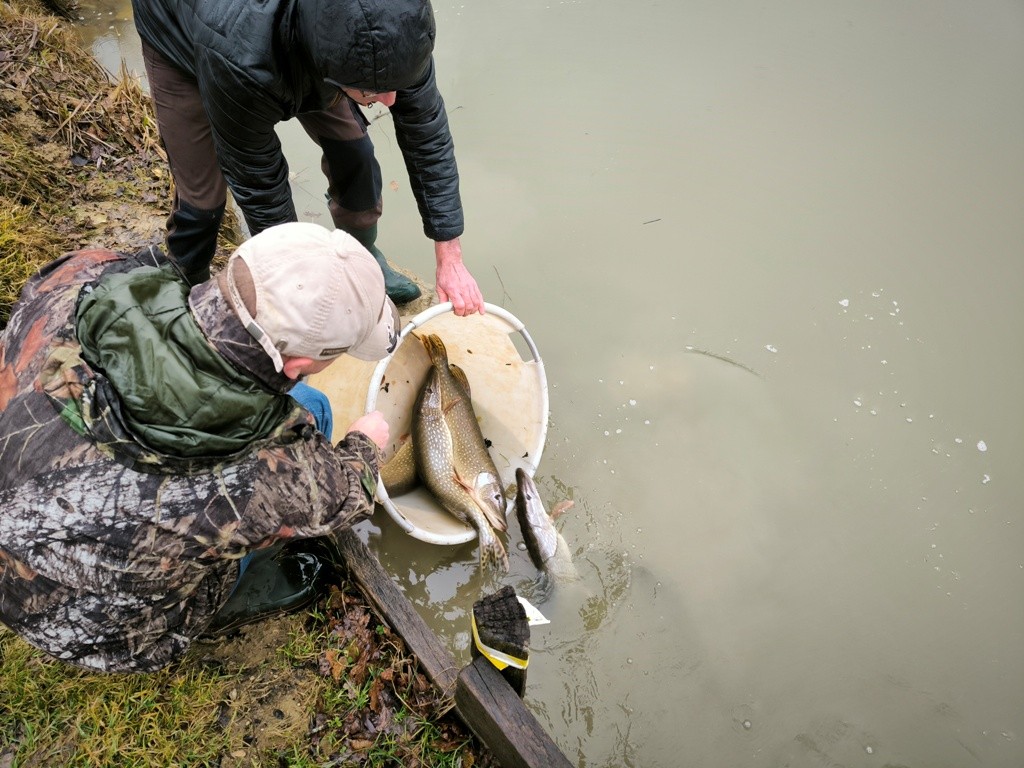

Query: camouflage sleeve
239;425;381;548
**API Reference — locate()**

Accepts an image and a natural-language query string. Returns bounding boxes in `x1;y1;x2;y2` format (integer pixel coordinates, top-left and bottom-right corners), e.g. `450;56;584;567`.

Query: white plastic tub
309;302;549;545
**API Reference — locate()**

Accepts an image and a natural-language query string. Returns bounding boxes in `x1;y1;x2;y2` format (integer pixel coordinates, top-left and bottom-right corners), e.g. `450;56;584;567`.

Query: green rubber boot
348;224;421;305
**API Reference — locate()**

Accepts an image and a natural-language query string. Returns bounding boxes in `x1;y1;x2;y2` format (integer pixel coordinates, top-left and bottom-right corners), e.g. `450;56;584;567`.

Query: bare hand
434;237;485;317
347;410;389;450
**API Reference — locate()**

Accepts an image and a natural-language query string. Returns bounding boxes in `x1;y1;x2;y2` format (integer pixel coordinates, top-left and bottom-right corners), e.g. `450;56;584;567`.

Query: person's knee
321;134;383;215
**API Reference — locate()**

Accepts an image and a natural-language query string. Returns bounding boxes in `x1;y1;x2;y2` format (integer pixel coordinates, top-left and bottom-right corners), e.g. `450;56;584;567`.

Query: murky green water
78;1;1024;764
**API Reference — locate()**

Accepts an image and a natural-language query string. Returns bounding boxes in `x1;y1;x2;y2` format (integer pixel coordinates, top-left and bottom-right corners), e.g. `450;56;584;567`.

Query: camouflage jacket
0;247;379;673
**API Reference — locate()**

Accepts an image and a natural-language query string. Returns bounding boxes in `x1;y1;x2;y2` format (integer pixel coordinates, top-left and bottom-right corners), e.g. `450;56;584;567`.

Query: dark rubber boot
348;224;421;305
203;544;325;637
166;198;225;286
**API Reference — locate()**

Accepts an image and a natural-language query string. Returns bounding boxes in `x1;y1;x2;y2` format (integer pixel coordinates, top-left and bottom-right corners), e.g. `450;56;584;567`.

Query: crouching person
0;222;398;673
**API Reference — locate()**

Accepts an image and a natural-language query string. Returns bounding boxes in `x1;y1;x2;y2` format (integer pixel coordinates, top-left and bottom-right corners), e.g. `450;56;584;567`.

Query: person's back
132;0;435;96
0;224;394;672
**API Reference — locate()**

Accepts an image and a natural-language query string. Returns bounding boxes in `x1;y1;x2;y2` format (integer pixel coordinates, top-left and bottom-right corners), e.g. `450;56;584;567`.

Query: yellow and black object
470;586;530;696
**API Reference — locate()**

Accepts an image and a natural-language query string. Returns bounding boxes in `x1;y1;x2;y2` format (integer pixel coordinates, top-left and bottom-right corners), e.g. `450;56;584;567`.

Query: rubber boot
203;544;325;637
348;223;421;305
166;198;225;286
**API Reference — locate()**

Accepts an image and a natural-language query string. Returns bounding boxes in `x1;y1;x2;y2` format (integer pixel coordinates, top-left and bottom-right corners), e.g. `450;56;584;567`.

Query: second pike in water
514;468;579;584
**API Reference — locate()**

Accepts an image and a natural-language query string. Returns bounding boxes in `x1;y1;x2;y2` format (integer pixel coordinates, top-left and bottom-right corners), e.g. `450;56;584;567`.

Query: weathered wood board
334;528;573;767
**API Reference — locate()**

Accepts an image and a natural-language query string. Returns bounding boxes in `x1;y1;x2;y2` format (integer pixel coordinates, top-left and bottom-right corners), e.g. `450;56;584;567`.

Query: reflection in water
72;0;139;77
73;0;1024;765
360;474;630;667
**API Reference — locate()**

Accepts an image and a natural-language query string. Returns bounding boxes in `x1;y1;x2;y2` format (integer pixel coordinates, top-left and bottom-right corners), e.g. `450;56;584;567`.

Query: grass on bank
1;581;481;767
0;629;232;766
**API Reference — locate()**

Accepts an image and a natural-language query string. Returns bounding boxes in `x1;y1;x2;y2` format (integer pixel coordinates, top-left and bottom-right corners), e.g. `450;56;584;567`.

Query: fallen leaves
306;582;494;766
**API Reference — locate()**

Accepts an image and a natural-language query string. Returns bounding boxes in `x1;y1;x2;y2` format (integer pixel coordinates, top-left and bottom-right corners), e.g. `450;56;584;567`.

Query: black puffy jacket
132;0;463;241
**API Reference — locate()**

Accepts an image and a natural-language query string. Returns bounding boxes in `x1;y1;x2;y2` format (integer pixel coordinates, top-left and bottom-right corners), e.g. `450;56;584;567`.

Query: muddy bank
0;0;170;324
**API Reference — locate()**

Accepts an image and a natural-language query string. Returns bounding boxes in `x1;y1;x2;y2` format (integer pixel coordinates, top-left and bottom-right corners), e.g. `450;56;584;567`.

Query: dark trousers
140;41;384;283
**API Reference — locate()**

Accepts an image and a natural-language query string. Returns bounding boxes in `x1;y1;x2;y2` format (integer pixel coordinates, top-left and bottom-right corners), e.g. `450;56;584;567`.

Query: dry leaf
414;673;429;693
350;653;370;687
323;648;346;683
369;676;383;712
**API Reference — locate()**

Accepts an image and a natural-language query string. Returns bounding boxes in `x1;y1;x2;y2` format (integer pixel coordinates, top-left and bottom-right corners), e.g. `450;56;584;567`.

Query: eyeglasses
324;78;380;99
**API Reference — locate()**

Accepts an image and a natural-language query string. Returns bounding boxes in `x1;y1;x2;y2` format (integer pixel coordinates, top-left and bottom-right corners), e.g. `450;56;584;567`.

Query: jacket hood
300;0;436;92
75;265;300;464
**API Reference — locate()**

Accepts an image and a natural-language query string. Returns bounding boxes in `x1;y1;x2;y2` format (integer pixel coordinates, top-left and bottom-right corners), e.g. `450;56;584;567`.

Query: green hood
76;265;297;458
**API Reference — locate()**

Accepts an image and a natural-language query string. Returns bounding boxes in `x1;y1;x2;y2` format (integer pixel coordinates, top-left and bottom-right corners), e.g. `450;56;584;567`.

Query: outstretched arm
435;237;485;316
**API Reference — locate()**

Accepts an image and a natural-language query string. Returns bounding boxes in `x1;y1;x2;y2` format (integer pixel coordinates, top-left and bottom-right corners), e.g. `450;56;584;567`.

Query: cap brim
347;297;401;362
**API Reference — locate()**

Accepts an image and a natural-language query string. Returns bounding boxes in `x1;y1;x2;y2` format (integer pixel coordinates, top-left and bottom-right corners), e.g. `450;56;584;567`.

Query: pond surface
77;1;1024;765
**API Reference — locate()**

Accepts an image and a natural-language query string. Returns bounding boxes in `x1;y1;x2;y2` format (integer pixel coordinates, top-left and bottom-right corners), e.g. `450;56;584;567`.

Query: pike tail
420;333;449;368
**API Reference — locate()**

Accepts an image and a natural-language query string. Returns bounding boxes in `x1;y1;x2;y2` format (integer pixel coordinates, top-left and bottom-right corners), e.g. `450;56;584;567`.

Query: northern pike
514;468;579;583
380;363;471;497
412;334;509;572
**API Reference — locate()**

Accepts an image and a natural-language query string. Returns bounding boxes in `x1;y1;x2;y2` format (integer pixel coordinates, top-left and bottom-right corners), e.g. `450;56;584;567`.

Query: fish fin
450;467;478;499
451;465;468;486
550;499;575;520
478;528;509;574
441;393;465;416
448;363;471;396
534;570;554;602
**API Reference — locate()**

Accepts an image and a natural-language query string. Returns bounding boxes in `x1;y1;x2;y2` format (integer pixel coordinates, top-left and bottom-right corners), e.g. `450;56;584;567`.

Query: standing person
0;222;398;673
132;0;485;316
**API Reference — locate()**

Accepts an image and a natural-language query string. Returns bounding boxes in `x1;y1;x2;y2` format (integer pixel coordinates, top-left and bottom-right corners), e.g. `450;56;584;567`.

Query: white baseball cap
224;222;400;372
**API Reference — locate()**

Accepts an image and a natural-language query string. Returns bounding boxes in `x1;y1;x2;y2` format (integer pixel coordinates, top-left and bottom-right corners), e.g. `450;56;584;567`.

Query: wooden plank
335;529;574;767
456;655;574;768
333;528;461;698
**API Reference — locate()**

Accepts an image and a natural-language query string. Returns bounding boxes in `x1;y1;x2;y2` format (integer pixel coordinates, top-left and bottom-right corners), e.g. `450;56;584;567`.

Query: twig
492;264;512;307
